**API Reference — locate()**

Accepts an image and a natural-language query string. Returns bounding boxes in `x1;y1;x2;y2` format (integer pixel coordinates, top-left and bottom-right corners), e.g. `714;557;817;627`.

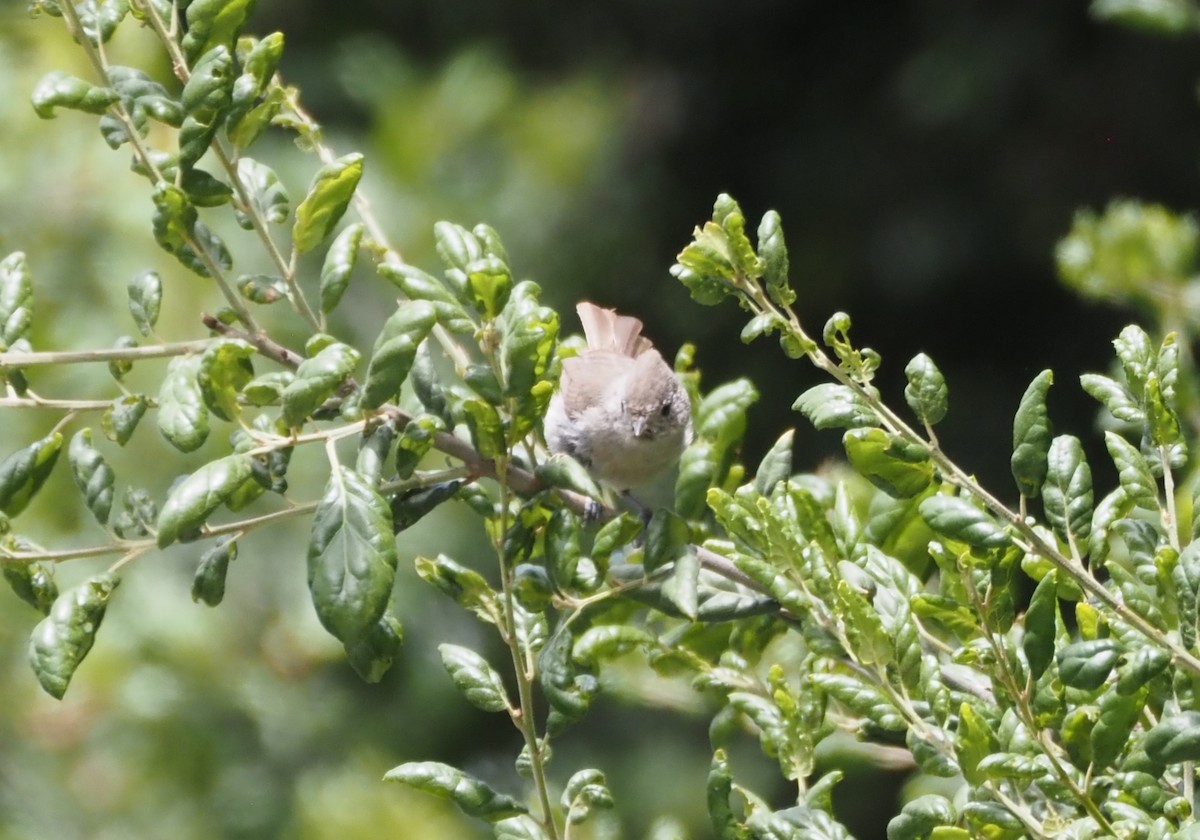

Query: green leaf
793;383;878;430
842;428;933;499
1116;646;1171;694
1042;435;1094;549
293;153;363;254
390;480;463;533
1104;431;1158;511
645;509;690;573
319;223;364;314
706;750;741;840
236;273;287;304
562;768;613;825
3;559;59;616
280;342;360;427
461;399;505;459
157;355;210;452
955;702;999;785
178;46;234;168
493;816;553;840
197;338;255;422
758;209;794;307
903;353;948;427
886;795;956;840
28;573;120;699
156;454;254;548
0;251;34;345
1091;686;1146;769
1080;373;1143;425
438;643;510;712
234;157;289;228
344;613;404;683
377;263;474;334
1091;0;1200;33
465;256;512;320
100;395;146;447
31;71;118;118
68;429;115;526
1010;369;1053;498
0;433;63;517
572;624;656;667
1056;639;1118;690
181;167;234;207
1022;572;1058;680
191;535;237;606
181;0;258;63
534;456;603;502
918;496;1009;549
754;429;794;495
360;301;437;409
383;762;526;822
307;467;398;644
126;269;162;336
241;370;294;406
1144;711;1200;764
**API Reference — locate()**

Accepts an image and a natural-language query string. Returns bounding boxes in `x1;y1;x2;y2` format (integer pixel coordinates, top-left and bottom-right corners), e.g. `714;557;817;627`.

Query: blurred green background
1;1;1198;838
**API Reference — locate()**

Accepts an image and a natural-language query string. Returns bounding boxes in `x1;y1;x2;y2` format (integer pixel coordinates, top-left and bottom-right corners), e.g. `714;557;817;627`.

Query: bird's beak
632;416;648;438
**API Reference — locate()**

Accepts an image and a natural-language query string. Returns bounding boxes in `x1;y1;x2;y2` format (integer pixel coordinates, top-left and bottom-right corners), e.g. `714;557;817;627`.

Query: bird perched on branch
544;302;693;492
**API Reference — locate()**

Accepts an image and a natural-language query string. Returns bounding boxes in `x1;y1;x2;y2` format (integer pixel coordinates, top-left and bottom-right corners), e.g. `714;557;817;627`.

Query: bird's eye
659;403;672;418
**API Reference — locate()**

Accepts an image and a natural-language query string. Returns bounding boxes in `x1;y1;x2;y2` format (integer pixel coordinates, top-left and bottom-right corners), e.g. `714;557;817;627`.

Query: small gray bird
544;302;693;490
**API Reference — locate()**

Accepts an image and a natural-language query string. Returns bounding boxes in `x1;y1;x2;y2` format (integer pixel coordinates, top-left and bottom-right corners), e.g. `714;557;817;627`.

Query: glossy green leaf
1116;646;1171;694
887;795;955;840
105;335;136;382
1091;686;1146;769
126;269;161;336
645;509;690;574
918;496;1009;549
157;355;210;451
1104;431;1158;511
501;286;558;433
383;762;526;822
463;256;512;320
98;395;145;448
1080;373;1143;425
197;338;255;422
1056;639;1118;690
572;624;656;667
226;84;283;148
955;702;999;785
1022;572;1058;680
31;71;118;118
390;480;463;533
461;399;505;459
181;0;258;62
1144;711;1200;765
156;454;253;547
0;433;63;517
234;158;289;228
1145;369;1183;447
1114;324;1153;396
293;153;363;254
843;428;933;499
28;573;120;699
178;46;234;168
414;553;498;623
319;223;364;314
307;467;397;644
67;429;114;526
758;209;794;307
191;535;237;606
754;429;794;495
280;342;360;427
533;455;603;501
0;251;33;345
241;370;293;406
706;750;741;840
904;353;948;427
1010;369;1053;498
562;768;613;825
793;383;878;430
360;301;437;409
3;553;58;617
1042;435;1094;549
493;815;552;840
344;613;404;683
438;643;510;713
671;219;737;306
236;273;287;304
